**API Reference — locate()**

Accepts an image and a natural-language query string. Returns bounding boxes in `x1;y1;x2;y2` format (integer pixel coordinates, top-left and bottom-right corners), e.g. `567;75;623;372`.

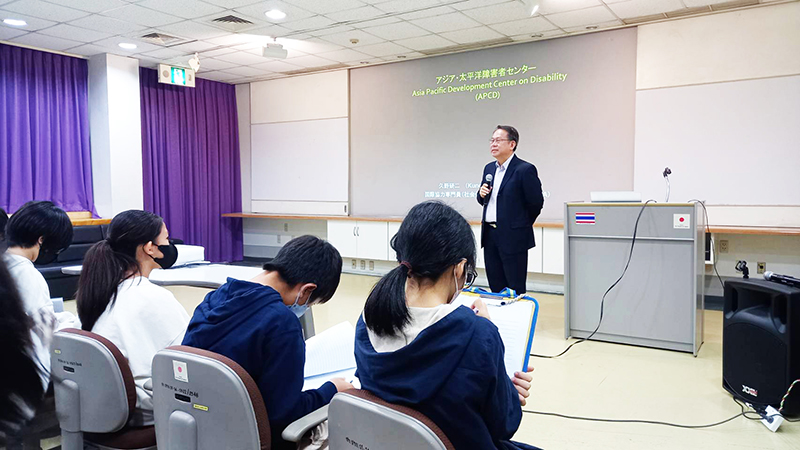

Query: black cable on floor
531;200;655;358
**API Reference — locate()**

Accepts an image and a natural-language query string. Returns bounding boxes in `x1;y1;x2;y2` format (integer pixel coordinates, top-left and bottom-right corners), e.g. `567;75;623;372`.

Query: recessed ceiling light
118;42;137;50
3;18;27;27
265;9;286;20
586;26;598;30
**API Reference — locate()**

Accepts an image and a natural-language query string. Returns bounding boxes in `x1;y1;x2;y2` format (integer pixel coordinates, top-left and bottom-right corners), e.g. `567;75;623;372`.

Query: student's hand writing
330;377;354;392
471;299;491;320
512;364;534;406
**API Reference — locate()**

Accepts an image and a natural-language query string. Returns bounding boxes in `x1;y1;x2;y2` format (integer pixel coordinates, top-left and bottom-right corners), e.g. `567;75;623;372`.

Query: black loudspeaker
723;279;800;416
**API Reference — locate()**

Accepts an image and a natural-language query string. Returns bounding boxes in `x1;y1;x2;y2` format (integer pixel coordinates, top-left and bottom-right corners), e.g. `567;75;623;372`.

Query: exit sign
158;64;195;88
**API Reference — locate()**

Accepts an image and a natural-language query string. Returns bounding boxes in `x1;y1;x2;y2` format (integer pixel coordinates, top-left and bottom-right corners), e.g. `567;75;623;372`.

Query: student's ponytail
76;210;163;331
363;201;476;337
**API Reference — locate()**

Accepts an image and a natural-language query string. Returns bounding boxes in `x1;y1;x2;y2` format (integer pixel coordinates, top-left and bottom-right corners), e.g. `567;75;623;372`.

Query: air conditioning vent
622;13;667;25
212;15;255;25
711;0;759;11
665;6;711;18
140;33;184;45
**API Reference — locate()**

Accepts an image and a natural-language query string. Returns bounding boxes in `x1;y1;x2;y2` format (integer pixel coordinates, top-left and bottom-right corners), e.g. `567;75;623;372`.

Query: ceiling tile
393;33;455;51
397;5;454;20
684;0;741;6
385;51;424;60
155;20;230;40
325;5;385;23
198;46;237;57
282;54;338;67
233;1;315;24
91;35;162;53
0;26;26;40
249;59;303;72
64;43;109;56
607;0;684;19
353;41;411;57
280;36;343;53
509;28;567;41
345;57;382;66
562;19;622;33
245;24;293;37
489;16;558;36
221;65;272;76
3;0;90;22
545;6;618;28
141;47;191;59
44;0;128;14
373;0;443;14
68;14;147;35
204;33;263;46
136;0;226;20
318;28;385;46
316;47;373;62
362;21;428;40
201;0;266;8
450;0;509;11
280;15;335;32
214;50;271;65
101;4;184;27
282;0;366;15
410;12;481;33
196;70;240;81
537;0;603;15
461;1;531;25
0;10;57;31
351;16;400;29
243;45;307;58
307;24;355;37
168;40;218;53
38;23;112;43
10;32;83;51
439;25;504;44
195;57;238;70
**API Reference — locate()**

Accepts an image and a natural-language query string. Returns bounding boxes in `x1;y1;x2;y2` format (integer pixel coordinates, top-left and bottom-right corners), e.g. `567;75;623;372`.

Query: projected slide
350;28;637;221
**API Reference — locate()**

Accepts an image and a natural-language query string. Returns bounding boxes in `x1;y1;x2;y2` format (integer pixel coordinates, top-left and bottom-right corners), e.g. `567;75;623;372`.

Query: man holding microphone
477;125;544;294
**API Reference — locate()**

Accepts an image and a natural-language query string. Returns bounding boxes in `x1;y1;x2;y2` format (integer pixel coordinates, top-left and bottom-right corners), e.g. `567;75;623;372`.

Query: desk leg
300;310;315;339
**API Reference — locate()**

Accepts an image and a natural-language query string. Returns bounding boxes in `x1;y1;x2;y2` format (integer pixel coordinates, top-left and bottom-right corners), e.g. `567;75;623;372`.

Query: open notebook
303;321;358;391
454;292;539;379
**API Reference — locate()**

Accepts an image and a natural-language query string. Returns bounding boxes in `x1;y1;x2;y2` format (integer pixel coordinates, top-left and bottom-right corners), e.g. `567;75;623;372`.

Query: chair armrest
143;379;153;392
281;405;329;442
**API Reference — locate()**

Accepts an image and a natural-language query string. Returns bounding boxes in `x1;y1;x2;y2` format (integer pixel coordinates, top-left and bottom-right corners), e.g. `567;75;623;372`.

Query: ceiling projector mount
262;40;288;59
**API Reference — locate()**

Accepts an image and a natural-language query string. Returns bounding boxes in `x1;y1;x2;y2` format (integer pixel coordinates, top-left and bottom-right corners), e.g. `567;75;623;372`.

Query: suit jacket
476;155;544;254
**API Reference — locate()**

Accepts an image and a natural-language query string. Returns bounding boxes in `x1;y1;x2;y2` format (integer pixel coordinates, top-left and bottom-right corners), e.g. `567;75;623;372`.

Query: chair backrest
328;390;454;450
51;329;135;434
151;346;271;450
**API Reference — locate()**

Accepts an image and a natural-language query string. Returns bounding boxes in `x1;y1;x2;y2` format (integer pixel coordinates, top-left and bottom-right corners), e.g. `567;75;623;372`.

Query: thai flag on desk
575;212;595;224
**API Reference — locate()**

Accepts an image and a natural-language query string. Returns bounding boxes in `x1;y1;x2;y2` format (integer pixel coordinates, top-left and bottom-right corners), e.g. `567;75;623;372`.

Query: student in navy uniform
182;235;353;450
355;201;539;450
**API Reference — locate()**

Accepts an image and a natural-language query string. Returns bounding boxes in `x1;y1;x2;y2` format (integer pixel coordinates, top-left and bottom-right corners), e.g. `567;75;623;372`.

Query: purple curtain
139;68;243;263
0;43;94;214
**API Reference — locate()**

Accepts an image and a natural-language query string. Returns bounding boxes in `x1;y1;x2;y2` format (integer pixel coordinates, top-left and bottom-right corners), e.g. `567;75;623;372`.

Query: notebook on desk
303;321;359;390
454;291;539;378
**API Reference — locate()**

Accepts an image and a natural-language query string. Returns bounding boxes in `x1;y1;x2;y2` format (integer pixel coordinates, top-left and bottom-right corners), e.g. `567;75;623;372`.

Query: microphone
764;271;800;289
483;174;493;200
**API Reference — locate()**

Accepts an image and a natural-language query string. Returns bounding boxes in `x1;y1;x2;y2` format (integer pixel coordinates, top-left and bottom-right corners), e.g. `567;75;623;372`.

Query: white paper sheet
303;321;357;378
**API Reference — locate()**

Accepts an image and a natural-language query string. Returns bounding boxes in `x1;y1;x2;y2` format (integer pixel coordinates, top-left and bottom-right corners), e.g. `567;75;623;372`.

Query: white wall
88;53;143;218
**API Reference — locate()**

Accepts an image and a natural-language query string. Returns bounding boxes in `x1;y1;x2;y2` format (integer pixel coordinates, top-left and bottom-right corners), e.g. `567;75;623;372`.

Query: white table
61;263;316;337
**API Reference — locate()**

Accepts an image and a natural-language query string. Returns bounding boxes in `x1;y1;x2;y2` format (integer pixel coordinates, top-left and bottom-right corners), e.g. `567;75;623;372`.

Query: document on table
303;321;359;390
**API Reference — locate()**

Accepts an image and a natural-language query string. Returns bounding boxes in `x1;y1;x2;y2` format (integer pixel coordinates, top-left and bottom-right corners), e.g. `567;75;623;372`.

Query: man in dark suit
477;125;544;294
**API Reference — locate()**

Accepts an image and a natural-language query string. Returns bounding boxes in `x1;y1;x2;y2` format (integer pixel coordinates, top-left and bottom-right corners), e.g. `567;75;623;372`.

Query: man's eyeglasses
489;138;510;144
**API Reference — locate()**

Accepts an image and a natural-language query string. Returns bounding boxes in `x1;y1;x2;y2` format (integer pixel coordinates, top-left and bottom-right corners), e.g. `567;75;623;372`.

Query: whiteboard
633;75;800;206
250;118;348;203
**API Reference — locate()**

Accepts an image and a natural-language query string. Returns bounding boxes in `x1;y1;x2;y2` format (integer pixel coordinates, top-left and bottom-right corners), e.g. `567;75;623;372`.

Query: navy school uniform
182;279;336;450
355;306;541;450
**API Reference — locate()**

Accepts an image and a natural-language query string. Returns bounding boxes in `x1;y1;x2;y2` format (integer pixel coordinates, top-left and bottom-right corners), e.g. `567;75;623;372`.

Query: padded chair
35;225;105;299
51;329;157;450
151;346;271;450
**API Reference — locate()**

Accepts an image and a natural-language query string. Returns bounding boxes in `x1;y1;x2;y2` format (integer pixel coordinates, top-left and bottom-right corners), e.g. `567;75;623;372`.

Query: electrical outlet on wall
360;260;366;270
352;259;357;269
369;261;374;271
758;262;766;274
719;239;729;253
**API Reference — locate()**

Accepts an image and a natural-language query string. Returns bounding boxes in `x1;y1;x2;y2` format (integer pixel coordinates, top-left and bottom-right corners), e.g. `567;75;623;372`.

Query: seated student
77;210;189;425
355;201;538;450
0;256;47;445
182;235;353;450
3;201;75;386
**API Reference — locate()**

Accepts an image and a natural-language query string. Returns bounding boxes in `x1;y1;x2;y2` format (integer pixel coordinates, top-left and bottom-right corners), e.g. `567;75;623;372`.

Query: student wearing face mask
3;201;75;387
76;210;188;425
356;201;539;450
182;235;352;450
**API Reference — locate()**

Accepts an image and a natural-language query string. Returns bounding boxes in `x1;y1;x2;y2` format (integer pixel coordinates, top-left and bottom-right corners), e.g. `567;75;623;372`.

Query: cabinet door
542;227;565;275
327;221;358;259
387;222;402;262
356;221;389;261
527;227;543;273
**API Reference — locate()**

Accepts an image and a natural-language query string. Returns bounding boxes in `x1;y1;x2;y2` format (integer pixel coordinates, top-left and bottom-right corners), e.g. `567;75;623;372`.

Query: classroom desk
62;263;316;337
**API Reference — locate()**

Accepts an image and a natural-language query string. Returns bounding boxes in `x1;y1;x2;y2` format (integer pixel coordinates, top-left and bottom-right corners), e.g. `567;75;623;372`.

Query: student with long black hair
355;201;539;450
0;256;46;444
77;210;189;424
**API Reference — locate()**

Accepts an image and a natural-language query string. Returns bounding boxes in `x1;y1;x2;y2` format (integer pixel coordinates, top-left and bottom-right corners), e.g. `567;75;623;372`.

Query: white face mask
450;264;464;304
288;290;309;318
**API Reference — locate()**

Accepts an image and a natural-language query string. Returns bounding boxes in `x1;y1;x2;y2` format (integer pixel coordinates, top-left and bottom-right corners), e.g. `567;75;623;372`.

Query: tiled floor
48;274;800;449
